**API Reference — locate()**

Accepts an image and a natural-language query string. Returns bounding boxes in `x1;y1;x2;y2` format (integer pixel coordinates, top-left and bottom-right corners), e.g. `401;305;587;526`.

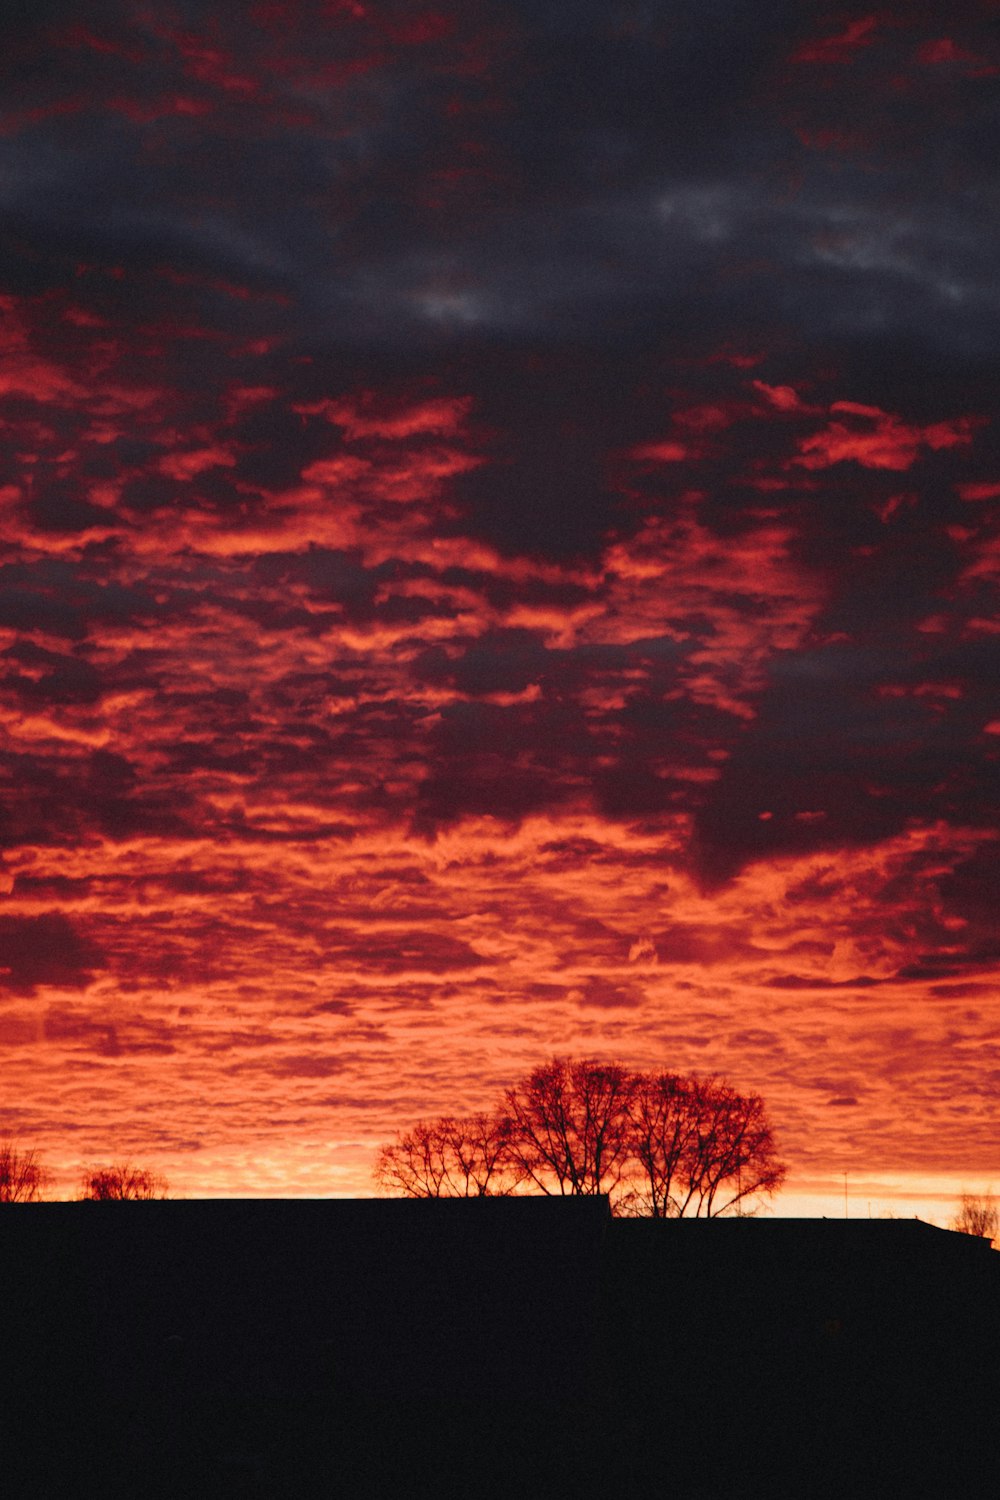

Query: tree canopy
374;1113;520;1199
950;1192;998;1242
0;1140;49;1203
374;1058;786;1216
502;1058;636;1199
79;1161;169;1200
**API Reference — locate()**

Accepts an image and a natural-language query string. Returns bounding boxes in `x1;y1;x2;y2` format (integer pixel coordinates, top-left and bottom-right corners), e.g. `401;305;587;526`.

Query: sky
1;0;998;1215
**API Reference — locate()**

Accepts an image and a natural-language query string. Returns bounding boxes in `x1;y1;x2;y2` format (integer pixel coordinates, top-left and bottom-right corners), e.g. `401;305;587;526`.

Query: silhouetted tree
0;1140;49;1202
622;1073;786;1216
501;1057;637;1197
623;1071;703;1216
79;1161;168;1200
373;1058;787;1215
950;1192;998;1242
374;1113;521;1197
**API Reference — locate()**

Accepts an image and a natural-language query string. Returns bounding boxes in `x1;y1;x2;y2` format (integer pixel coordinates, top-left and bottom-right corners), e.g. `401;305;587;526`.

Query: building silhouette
1;1199;997;1495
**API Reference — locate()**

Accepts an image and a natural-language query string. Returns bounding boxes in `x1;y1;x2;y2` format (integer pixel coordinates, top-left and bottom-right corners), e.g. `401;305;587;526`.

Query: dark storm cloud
0;563;151;640
254;547;397;618
692;636;1000;886
1;642;103;704
413;627;687;699
576;975;642;1010
228;403;340;491
1;0;998;1211
407;617;716;830
0;3;995;875
1;36;998;804
937;840;1000;939
412;697;584;830
43;1007;176;1057
0;742;199;853
0;0;994;596
0;912;103;993
23;471;110;535
2;0;994;362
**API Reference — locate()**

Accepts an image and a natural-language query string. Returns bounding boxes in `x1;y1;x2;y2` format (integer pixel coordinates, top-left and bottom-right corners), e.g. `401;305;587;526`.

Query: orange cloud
752;380;811;413
630;441;690;463
957;481;1000;501
301;394;474;440
1;0;998;1226
796;403;979;470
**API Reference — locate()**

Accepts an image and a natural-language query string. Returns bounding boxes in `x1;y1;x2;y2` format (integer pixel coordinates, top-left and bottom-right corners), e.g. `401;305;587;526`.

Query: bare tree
623;1071;705;1217
374;1114;520;1197
950;1192;998;1242
79;1161;169;1200
374;1058;786;1217
676;1078;786;1217
501;1057;637;1197
624;1073;786;1217
0;1140;49;1202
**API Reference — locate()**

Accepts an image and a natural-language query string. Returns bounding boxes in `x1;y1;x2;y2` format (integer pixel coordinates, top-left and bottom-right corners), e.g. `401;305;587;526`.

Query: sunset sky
1;1;998;1215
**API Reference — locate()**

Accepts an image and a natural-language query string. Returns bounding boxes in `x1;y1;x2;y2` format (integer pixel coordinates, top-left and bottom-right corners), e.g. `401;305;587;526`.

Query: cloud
795;403;980;472
0;912;103;994
790;16;879;66
0;0;997;1206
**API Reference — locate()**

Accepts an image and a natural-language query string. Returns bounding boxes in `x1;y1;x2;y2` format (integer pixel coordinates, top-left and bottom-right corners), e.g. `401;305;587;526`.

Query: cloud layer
1;2;998;1204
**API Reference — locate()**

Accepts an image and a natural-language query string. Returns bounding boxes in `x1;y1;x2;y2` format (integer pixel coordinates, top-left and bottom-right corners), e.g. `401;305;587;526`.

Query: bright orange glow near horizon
1;2;998;1220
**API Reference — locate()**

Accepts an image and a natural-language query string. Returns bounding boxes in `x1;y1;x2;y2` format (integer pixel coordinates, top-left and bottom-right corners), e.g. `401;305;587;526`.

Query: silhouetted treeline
0;1143;168;1202
0;1140;48;1202
374;1055;786;1215
951;1190;998;1242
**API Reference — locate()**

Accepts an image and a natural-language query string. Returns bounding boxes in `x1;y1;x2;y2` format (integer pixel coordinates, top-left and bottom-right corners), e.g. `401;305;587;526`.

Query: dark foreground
2;1199;998;1497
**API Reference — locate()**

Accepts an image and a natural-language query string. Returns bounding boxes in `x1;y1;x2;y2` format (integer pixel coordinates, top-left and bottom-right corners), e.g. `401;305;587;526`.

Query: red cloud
795;402;979;471
916;37;999;75
170;31;261;96
918;38;972;65
302;394;473;440
752;381;811;413
791;16;879;65
630;441;690;463
957;481;1000;502
2;1;998;1223
107;93;214;122
57;23;148;64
